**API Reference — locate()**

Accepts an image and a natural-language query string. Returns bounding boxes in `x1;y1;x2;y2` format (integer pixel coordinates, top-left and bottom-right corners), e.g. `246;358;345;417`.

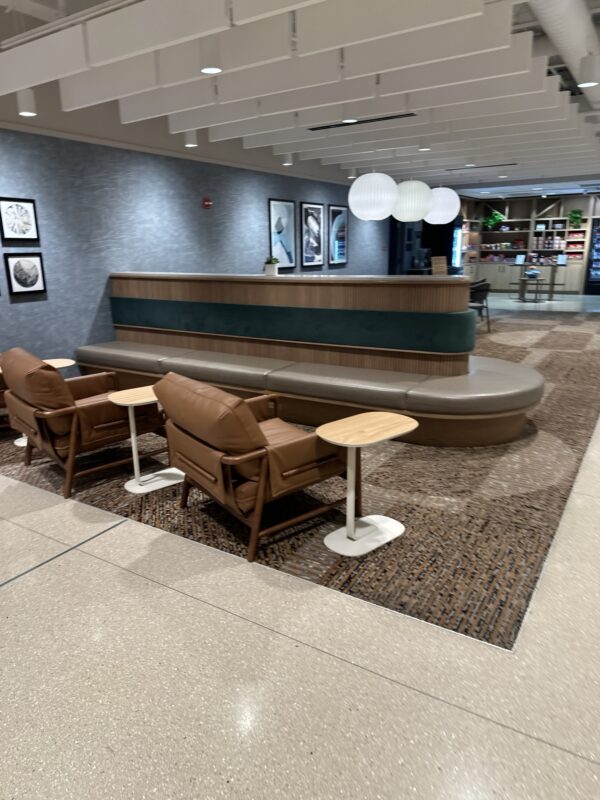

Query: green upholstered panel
111;297;476;354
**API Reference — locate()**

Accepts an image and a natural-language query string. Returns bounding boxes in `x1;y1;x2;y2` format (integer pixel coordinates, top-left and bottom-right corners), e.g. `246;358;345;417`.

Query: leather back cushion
154;372;267;454
0;348;73;411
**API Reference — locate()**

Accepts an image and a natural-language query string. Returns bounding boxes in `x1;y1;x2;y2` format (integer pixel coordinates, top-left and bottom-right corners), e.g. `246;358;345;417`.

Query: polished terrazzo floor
2;297;600;798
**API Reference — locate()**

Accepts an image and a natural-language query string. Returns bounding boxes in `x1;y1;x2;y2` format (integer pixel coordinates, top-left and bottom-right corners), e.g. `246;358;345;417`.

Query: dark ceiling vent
446;162;518;172
308;111;417;132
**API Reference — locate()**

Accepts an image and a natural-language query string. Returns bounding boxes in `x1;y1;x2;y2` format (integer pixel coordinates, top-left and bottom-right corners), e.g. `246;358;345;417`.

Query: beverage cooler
585;218;600;294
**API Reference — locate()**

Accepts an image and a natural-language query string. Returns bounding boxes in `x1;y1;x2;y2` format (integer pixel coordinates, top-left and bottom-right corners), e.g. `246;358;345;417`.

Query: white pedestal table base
324;515;405;556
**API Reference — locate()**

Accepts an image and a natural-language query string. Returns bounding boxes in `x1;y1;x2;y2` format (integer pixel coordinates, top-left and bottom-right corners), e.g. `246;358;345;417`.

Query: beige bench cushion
266;362;429;409
161;352;294;390
76;341;191;372
405;356;544;414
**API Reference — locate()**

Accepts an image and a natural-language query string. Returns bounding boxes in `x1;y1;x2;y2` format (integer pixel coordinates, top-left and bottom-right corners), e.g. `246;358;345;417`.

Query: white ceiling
1;0;600;190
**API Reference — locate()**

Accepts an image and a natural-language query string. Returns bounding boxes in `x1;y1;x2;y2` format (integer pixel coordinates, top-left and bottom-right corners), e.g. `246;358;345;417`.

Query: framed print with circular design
4;253;46;295
0;198;39;243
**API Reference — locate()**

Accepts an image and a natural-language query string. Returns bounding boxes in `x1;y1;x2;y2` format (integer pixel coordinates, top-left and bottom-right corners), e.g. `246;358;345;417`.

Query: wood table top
0;357;75;375
316;411;419;447
108;385;157;407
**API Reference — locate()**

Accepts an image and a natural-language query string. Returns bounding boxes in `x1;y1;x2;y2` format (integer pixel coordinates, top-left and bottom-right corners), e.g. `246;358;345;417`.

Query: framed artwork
301;202;324;267
269;199;296;267
0;198;39;242
4;253;46;295
328;205;348;265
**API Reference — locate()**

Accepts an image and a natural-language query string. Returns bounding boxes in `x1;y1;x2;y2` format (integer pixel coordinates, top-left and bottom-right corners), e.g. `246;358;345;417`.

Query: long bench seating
75;341;545;446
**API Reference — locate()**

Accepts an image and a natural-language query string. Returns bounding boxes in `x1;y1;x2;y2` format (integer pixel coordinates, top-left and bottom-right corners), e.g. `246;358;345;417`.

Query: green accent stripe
111;297;476;354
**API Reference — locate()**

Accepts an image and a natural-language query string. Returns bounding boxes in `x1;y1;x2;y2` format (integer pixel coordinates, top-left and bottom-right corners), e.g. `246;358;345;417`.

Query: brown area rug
2;309;599;649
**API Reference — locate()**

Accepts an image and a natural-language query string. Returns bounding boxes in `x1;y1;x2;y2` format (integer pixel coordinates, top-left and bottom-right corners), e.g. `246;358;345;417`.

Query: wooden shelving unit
461;195;599;294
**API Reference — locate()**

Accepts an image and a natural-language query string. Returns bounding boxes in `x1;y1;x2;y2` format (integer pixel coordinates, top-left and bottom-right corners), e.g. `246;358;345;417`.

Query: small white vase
264;262;279;276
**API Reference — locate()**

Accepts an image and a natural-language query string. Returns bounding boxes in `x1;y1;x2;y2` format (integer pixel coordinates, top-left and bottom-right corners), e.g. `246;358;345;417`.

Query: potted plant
568;209;583;228
264;256;280;276
483;209;506;230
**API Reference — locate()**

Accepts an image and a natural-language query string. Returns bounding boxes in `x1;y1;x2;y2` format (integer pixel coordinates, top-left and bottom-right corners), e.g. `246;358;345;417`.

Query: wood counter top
111;272;470;287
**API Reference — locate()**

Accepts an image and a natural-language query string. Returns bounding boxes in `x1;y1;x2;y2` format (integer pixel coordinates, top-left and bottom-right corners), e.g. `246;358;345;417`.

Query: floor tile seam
71;546;600;769
0;519;127;589
5;514;126;549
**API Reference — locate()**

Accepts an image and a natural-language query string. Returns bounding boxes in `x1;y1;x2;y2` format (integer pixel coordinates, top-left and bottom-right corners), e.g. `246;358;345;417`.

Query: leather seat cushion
161;352;294;389
266;362;429;409
75;341;191;372
75;392;161;446
405;356;545;414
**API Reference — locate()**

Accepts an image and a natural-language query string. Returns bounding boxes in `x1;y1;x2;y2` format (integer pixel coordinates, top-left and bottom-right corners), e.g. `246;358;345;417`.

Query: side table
316;411;418;557
108;385;184;495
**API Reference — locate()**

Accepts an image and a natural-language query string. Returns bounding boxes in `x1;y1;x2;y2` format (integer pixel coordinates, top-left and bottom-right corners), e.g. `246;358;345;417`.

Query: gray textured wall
0;129;389;358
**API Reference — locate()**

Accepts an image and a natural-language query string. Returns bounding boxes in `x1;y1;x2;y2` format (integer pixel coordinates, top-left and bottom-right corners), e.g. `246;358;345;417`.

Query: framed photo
4;253;46;295
269;199;296;267
301;202;324;267
0;198;39;242
328;205;348;265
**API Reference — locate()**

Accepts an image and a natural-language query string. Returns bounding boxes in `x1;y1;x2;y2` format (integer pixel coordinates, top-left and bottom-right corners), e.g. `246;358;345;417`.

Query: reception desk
110;273;475;377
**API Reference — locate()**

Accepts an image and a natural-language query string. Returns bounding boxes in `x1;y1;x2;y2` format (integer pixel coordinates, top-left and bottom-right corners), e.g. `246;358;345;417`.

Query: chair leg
485;302;491;333
24;440;33;467
180;476;190;509
63;415;79;499
63;452;76;499
247;518;262;563
246;457;269;562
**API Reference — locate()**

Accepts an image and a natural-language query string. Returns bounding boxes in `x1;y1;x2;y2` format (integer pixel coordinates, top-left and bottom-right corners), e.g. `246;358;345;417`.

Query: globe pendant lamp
393;180;433;222
348;172;398;220
424;187;461;225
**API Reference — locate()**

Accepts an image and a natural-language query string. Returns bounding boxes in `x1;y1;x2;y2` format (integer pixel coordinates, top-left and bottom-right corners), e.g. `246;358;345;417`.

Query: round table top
45;358;76;370
316;411;419;448
0;357;75;374
108;385;157;407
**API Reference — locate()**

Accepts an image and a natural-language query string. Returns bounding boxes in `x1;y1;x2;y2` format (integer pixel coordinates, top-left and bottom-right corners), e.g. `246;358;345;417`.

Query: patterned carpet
2;310;600;649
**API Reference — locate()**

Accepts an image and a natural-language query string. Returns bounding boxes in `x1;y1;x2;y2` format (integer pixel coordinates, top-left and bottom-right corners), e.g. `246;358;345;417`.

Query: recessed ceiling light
498;175;508;178
532;186;543;190
465;163;476;167
201;66;222;75
342;117;358;124
480;191;490;194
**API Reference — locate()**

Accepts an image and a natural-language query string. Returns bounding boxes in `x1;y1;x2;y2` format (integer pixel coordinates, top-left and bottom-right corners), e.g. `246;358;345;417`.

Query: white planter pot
264;263;279;276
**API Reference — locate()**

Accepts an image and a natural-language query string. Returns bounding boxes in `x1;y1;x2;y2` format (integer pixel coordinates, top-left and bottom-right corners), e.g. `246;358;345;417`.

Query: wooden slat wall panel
110;273;470;312
115;327;468;376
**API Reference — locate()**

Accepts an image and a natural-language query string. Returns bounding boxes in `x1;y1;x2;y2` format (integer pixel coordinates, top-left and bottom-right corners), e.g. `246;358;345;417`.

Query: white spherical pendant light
393;180;433;222
424;187;461;225
348;172;397;220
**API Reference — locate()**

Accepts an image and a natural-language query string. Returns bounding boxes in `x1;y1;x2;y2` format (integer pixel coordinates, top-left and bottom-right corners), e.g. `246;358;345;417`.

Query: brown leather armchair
154;372;348;561
1;347;164;498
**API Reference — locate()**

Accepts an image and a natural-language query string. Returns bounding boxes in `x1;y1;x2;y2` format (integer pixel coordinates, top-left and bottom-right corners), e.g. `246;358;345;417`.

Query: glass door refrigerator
585;218;600;294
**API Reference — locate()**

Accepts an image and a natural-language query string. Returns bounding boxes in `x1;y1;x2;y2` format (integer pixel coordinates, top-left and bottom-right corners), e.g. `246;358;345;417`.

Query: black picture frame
0;197;40;244
268;198;296;268
4;252;46;296
328;205;349;266
301;202;324;268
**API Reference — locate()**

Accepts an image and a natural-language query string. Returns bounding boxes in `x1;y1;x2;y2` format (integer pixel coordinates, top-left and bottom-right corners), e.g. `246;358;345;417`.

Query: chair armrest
222;448;267;466
244;393;278;422
34;406;76;419
267;432;342;474
66;372;117;400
